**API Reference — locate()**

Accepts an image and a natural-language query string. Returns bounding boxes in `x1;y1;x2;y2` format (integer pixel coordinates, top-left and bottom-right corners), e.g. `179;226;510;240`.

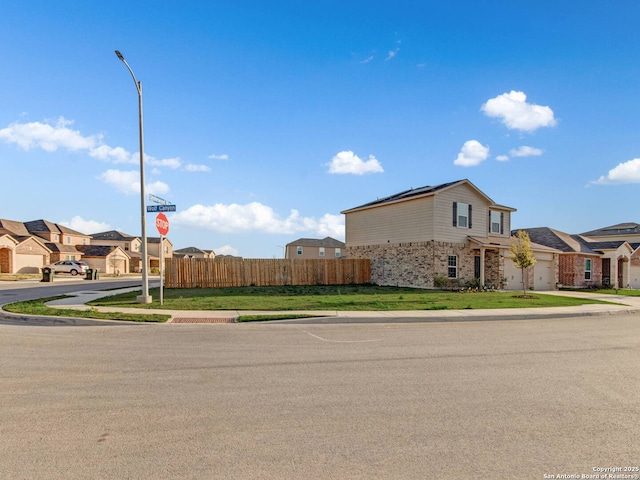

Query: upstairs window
319;247;325;257
490;211;504;234
453;202;472;229
297;246;303;255
335;248;341;258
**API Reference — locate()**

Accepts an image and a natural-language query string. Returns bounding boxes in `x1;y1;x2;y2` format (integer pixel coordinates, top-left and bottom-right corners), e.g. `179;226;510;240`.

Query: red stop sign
155;212;169;236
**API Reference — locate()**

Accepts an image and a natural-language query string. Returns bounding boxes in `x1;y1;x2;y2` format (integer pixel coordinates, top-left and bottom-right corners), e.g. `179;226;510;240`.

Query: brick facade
347;241;502;288
558;254;601;287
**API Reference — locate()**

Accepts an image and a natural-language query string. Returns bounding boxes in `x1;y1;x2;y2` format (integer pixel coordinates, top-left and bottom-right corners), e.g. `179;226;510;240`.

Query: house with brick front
580;223;640;288
514;227;634;289
341;179;560;290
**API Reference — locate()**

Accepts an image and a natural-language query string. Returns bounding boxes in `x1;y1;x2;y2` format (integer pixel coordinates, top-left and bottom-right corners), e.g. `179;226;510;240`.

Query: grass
236;313;326;322
89;284;617;311
3;296;171;323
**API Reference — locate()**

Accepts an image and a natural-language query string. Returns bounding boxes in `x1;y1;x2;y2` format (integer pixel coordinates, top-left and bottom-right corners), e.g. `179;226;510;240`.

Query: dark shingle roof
343;180;466;212
513;227;598;254
75;245;126;257
91;230;138;241
24;219;85;236
174;247;208;254
580;222;640;237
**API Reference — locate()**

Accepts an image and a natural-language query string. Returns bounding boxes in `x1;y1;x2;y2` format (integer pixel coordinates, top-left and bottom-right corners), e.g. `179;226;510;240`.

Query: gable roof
341;179;515;214
24;219;86;236
580;222;640;237
148;236;173;245
0;219;31;236
514;227;599;254
75;245;129;258
286;237;345;248
174;246;209;255
91;230;138;241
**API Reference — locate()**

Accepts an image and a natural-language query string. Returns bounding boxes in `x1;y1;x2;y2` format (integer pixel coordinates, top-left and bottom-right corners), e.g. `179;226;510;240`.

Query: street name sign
149;194;171;206
146;205;176;212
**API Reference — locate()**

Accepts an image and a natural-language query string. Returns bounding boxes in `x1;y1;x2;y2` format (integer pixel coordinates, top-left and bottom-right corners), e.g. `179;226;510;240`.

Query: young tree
510;230;537;295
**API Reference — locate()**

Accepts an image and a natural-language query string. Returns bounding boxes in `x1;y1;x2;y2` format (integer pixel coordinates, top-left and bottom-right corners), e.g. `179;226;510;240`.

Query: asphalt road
1;315;639;479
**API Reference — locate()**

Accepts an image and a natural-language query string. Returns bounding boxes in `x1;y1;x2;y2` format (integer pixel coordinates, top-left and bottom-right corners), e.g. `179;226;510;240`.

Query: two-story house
173;247;216;259
341;179;559;290
284;237;345;259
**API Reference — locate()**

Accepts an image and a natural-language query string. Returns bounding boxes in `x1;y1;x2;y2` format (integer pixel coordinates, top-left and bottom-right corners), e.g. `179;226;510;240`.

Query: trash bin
41;267;54;282
85;268;93;280
93;268;100;280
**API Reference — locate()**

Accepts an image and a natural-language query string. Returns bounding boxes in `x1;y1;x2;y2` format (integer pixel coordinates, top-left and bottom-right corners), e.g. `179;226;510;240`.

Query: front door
618;258;625;288
474;255;481;280
602;258;611;286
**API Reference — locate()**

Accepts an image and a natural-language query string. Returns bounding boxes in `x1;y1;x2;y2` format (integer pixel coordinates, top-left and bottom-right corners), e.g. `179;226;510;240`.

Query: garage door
533;260;554;291
503;259;522;291
504;258;554;291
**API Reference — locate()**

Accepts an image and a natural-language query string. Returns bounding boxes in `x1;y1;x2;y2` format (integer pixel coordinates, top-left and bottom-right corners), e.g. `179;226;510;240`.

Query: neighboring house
0;228;51;274
0;218;91;273
579;223;640;288
341;179;559;290
0;220;171;275
75;245;130;275
285;237;345;259
173;247;216;259
516;227;634;289
90;230;147;273
147;237;174;269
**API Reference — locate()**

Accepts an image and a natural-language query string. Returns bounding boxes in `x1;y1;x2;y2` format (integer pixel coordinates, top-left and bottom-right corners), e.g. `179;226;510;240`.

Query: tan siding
433;184;492;242
287;245;342;259
345;196;434;246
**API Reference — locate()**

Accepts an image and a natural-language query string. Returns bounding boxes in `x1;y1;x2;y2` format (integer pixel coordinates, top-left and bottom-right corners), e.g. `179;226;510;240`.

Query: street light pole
115;50;151;304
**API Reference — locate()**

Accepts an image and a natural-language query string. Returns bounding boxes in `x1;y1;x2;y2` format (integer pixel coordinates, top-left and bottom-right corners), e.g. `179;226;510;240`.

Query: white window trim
448;255;458;279
490;211;501;234
458;203;469;228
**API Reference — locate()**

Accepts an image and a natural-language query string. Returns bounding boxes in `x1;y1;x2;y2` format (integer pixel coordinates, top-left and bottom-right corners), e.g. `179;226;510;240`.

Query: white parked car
46;260;90;276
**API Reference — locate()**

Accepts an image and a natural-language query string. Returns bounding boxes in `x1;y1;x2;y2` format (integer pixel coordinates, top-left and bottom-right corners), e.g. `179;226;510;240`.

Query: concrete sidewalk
40;288;640;324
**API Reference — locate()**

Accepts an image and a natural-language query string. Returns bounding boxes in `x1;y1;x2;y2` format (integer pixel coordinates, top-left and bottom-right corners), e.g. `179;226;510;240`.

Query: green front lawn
4;296;170;322
90;285;616;311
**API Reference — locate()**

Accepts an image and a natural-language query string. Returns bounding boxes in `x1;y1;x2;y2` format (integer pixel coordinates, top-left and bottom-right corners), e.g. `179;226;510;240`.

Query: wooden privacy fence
164;258;371;288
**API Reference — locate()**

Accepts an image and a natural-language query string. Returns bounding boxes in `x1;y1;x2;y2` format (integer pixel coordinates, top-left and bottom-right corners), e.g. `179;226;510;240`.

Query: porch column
480;247;486;287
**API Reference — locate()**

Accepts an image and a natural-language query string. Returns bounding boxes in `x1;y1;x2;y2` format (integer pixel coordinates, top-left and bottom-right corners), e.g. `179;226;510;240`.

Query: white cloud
185;164;211;172
214;245;239;256
98;169;169;195
454;140;490;167
481;91;557;132
146;156;182;169
1;118;185;172
0;117;100;152
496;155;510;162
173;202;345;237
360;55;374;64
326;150;384;175
59;216;111;234
592;158;640;185
89;145;136;164
509;146;543;157
385;49;399;61
208;154;229;160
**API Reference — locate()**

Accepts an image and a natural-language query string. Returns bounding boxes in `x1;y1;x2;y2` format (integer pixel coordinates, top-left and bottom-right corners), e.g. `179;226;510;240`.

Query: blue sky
2;1;640;258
